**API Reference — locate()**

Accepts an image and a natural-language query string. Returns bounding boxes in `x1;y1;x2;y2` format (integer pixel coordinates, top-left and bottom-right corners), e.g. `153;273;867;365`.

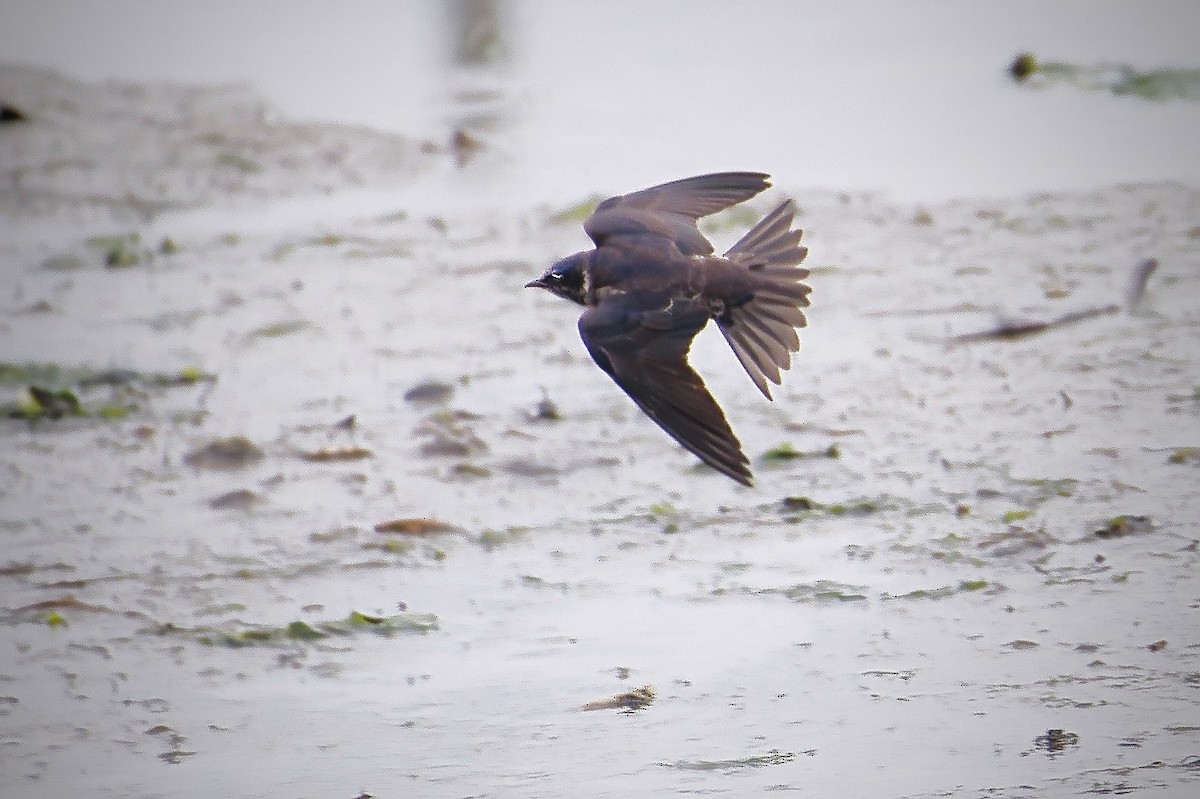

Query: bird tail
718;200;811;400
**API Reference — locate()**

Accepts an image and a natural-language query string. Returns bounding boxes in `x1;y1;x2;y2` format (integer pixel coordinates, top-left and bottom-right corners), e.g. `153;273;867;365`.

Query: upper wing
578;292;753;486
583;172;771;257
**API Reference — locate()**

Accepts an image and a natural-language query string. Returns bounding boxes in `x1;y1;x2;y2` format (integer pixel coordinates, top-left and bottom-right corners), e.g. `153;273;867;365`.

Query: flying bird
526;172;811;486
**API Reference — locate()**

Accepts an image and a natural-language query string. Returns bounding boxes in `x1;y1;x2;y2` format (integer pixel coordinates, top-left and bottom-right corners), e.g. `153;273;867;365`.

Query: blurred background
2;3;1199;798
3;0;1199;204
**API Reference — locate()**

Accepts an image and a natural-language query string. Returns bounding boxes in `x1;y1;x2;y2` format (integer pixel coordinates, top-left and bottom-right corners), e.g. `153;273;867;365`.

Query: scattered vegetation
1;362;213;422
1010;52;1200;102
151;610;438;648
731;579;869;604
761;442;840;462
882;580;992;601
779;495;879;521
663;749;800;771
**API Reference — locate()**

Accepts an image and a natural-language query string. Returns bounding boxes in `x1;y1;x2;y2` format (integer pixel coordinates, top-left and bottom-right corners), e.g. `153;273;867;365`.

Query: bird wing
578;291;753;485
583;172;771;256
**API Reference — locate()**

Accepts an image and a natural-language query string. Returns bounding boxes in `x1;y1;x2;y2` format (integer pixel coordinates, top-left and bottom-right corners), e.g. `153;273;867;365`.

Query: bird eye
548;272;562;280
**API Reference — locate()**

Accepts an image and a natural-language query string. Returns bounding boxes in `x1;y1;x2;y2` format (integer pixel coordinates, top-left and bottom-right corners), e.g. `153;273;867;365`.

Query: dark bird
526;172;811;486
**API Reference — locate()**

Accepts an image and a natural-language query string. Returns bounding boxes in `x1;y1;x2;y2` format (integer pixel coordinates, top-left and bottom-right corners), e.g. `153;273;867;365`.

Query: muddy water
3;5;1200;798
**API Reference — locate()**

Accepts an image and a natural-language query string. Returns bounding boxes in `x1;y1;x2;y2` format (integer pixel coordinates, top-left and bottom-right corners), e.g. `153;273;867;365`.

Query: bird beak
525;278;547;289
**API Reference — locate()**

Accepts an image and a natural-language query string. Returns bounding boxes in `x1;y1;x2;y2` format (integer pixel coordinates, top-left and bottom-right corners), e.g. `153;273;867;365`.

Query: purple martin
526;172;811;486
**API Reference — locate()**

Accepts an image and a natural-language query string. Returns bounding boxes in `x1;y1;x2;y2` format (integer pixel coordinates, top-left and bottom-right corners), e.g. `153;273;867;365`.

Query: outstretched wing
584;172;771;257
578;292;753;486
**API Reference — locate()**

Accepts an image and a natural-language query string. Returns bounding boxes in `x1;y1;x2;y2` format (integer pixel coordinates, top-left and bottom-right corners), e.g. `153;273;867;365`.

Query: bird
525;172;811;486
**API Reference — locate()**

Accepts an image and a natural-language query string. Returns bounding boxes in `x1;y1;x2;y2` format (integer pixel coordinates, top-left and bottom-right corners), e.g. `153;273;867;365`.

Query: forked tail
718;200;812;399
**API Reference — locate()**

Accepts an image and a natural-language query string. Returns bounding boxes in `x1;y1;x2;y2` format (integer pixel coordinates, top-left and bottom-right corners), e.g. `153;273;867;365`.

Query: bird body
527;172;811;486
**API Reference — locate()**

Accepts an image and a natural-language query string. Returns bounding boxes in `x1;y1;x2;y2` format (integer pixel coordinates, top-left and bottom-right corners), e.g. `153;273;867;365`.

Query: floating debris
299;446;373;462
2;364;214;422
209;489;263;511
581;685;655;713
451;128;484;167
1148;639;1168;652
4;595;151;627
1004;639;1040;651
453;462;491;478
0;103;26;122
1034;728;1080;753
979;525;1058;557
11;386;85;420
105;241;140;268
663;749;800;771
761;442;839;461
499;459;559;478
374;518;459;535
1126;258;1159;307
416;410;488;457
1167;447;1200;465
1094;515;1152;539
780;496;819;511
947;304;1119;345
41;254;87;272
248;319;311;339
778;495;879;520
184;436;265;469
1010;52;1200;102
84;232;143;268
404;380;455;404
152;610;438;648
882;581;991;601
531;390;562;421
768;580;870;603
949;257;1164;344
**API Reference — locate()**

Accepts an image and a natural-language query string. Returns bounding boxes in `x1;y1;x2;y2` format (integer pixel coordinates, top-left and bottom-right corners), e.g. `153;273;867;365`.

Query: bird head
525;252;589;305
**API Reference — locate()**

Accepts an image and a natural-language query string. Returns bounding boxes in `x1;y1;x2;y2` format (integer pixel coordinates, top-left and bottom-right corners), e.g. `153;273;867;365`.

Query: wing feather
578;294;753;486
584;172;771;256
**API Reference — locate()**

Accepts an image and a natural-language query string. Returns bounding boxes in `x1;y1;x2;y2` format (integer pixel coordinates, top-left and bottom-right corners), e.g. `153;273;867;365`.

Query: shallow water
2;4;1200;798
